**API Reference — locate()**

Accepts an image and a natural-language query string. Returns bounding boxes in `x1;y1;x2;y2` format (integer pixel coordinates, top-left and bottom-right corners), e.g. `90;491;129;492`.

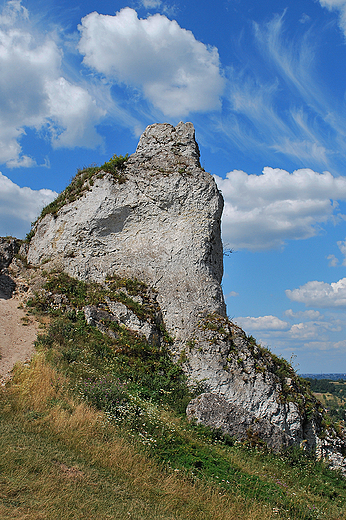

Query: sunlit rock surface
26;122;345;465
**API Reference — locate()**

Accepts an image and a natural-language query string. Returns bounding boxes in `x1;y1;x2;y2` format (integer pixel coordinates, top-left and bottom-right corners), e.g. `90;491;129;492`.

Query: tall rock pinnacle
27;122;226;344
25;121;346;465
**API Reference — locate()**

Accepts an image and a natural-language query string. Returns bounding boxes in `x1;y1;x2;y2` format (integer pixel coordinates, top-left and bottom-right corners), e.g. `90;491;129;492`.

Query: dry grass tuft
53;461;85;480
9;353;62;411
1;356;275;520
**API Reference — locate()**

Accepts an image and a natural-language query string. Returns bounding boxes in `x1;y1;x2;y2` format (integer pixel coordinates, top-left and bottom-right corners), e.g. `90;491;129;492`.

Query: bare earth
0;290;38;384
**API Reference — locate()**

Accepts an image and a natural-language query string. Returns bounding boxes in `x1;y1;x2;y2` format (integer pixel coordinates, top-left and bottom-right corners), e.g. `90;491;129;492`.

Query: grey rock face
25;121;346;463
0;272;16;299
0;238;20;272
27;122;225;345
184;314;321;449
186;392;292;452
0;238;20;298
84;302;157;343
317;431;346;476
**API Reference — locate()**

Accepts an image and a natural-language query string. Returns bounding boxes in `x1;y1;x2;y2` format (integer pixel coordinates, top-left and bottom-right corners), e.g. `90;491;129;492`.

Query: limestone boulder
186;392;292;452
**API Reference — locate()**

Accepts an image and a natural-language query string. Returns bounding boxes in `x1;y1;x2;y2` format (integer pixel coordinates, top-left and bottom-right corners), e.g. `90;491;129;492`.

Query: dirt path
0;290;38;385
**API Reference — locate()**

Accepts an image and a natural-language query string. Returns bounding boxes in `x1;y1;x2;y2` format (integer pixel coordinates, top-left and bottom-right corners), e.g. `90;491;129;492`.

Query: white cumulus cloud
44;77;105;149
284;309;323;320
0;172;57;237
286;278;346;308
214;167;346;250
326;238;346;266
78;7;225;117
227;291;239;298
0;0;105;167
289;320;341;340
234;315;289;331
327;254;339;267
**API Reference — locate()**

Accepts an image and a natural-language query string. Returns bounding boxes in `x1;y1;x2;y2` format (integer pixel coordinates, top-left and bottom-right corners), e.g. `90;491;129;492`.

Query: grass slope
1;269;346;519
0;356;271;520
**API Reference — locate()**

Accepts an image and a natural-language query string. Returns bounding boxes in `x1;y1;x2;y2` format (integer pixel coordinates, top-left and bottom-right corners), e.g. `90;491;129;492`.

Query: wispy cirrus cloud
222;10;346;171
253;12;320;106
137;0;177;16
319;0;346;37
140;0;162;8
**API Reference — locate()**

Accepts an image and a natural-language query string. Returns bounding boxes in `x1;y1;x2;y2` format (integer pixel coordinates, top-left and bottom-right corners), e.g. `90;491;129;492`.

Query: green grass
0;413;144;520
2;270;346;519
28;271;195;413
0;356;273;520
1;352;346;520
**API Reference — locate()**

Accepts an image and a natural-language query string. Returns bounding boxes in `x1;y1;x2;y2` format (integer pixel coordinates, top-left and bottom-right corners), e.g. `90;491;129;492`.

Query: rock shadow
0;273;16;299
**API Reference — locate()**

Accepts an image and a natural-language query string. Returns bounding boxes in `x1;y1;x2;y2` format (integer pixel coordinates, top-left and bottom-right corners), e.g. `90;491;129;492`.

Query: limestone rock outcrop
24;122;346;464
184;313;323;451
186;393;291;452
0;237;20;271
27;122;225;345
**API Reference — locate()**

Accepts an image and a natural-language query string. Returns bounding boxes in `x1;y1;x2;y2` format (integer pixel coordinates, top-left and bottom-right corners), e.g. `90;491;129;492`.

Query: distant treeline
305;378;339;394
306;378;346;398
301;373;346;380
306;378;346;421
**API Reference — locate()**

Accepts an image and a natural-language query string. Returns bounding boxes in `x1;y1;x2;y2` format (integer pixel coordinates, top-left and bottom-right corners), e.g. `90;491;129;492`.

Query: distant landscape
303;376;346;422
301;374;346;380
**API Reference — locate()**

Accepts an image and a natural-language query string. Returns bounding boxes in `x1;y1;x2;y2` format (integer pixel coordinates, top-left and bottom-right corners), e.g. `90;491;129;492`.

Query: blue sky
1;0;346;373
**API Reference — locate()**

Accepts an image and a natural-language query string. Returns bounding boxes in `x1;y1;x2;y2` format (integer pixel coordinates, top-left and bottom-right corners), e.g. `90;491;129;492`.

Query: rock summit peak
133;121;201;170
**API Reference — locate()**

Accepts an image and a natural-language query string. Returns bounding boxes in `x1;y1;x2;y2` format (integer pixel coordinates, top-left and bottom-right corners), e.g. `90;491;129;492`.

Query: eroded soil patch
0;292;37;384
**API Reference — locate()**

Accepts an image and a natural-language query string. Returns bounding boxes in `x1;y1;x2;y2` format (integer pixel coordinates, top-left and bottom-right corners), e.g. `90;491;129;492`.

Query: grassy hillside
307;378;346;422
1;268;346;519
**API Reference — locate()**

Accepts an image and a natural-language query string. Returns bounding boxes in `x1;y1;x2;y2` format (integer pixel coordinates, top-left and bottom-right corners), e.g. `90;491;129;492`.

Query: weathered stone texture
0;238;20;298
317;431;346;475
83;302;158;343
0;238;20;272
186;392;292;452
27;122;225;344
25;121;346;464
184;314;320;448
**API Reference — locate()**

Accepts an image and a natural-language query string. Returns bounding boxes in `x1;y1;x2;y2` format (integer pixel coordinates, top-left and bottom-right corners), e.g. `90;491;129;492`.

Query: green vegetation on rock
27;271;188;412
25;154;129;243
198;313;323;426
